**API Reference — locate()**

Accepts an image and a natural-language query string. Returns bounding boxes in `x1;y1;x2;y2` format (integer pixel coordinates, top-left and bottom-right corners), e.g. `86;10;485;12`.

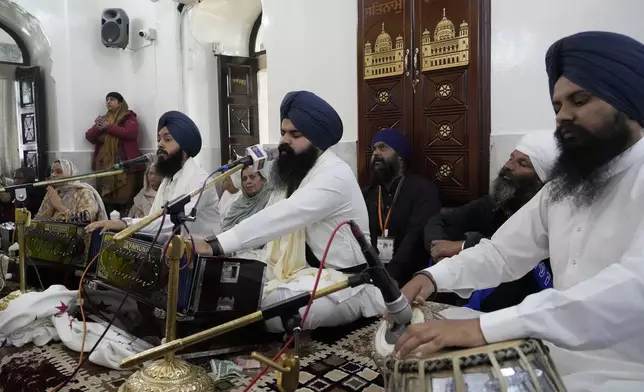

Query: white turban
515;133;559;182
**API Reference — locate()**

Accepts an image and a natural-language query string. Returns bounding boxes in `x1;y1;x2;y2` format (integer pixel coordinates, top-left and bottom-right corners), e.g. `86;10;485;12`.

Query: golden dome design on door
421;8;469;71
364;22;405;80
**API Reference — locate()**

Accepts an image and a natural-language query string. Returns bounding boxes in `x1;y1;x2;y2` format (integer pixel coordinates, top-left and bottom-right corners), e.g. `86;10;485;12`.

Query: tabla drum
371;307;567;391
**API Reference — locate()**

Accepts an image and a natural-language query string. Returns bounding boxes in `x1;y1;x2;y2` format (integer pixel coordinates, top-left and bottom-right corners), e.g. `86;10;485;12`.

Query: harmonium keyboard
91;231;266;319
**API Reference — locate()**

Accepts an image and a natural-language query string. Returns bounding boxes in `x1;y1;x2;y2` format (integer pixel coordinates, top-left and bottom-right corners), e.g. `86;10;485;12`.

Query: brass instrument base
0;290;30;311
118;358;214;392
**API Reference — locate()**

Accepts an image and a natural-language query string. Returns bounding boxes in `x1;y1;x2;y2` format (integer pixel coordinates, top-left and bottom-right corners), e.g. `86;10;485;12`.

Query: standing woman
85;92;142;215
35;159;107;222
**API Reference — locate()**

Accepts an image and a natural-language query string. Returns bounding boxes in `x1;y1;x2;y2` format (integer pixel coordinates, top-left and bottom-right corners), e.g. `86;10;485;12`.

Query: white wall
182;0;261;172
488;0;644;177
12;0;182;172
261;0;358;144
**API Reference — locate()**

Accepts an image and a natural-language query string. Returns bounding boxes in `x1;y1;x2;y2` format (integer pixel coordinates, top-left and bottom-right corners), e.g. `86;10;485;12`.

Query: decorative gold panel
421;8;469;71
364;22;405;80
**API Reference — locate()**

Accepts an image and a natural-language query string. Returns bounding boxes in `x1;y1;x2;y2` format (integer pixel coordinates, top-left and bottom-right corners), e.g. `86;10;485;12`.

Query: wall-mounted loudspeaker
101;8;129;49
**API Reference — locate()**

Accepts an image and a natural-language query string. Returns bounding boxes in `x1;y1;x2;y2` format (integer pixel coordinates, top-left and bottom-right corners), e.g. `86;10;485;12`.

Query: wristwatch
204;235;223;256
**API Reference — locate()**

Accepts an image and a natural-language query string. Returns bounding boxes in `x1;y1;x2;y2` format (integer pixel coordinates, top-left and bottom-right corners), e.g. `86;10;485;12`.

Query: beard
371;156;401;185
490;167;544;211
156;148;184;178
548;112;631;207
270;144;319;196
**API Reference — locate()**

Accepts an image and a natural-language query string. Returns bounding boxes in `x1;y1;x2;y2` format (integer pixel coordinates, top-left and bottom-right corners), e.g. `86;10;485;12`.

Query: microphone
112;153;156;169
348;220;412;343
216;144;279;173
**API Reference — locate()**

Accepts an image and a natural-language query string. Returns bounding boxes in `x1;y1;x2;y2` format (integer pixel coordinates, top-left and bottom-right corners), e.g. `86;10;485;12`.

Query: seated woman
128;163;162;218
221;165;271;231
35;159;107;222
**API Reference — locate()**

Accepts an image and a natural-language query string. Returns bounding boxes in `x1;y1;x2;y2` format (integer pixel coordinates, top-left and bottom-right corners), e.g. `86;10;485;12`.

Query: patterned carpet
0;303;451;392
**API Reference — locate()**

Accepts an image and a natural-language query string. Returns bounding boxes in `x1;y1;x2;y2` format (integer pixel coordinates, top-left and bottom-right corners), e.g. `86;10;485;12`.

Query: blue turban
280;91;343;150
157;111;202;157
372;128;411;161
546;31;644;124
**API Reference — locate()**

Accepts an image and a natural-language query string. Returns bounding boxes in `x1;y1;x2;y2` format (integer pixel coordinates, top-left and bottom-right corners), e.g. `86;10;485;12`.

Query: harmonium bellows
94;232;266;317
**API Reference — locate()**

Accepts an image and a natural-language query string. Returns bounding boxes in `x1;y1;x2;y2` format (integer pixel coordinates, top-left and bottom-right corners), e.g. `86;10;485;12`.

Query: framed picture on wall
21;113;36;144
19;79;33;107
23;150;38;170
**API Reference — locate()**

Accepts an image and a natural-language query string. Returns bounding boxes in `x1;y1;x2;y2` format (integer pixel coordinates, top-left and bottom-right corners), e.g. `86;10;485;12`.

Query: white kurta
127;157;221;237
423;136;644;391
216;150;385;331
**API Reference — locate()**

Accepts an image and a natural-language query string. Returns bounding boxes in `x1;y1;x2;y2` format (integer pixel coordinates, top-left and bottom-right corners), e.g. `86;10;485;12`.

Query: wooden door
16;66;47;180
412;0;490;205
357;0;414;185
217;56;260;164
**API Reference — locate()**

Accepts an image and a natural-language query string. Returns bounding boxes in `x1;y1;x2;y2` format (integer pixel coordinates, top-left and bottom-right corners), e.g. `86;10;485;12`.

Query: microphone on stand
111;153;156;169
216;145;279;173
348;220;413;344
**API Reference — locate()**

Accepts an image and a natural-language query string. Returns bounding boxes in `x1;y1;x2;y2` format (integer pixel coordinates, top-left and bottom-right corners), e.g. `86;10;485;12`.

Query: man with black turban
394;31;644;391
86;110;221;236
192;91;385;332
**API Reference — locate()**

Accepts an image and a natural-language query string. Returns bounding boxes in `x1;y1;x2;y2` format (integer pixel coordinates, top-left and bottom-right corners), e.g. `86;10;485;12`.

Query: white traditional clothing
217;150;385;331
125;157;221;237
423;136;644;391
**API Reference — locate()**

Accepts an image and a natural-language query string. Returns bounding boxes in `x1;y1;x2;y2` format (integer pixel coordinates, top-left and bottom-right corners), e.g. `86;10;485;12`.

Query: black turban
546;31;644;124
157;111;202;157
280;91;343;150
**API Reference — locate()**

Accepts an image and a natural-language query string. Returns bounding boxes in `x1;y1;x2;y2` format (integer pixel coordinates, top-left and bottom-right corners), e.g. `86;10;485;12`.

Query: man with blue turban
362;128;441;285
193;91;386;332
395;32;644;391
86;110;222;236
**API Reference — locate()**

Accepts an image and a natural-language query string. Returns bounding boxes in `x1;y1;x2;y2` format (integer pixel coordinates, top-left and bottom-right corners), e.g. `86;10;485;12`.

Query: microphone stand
0;167;130;311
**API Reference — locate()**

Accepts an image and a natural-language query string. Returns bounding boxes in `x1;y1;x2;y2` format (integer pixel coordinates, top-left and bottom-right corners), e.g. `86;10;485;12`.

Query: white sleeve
216;171;349;254
481;217;644;350
425;187;551;298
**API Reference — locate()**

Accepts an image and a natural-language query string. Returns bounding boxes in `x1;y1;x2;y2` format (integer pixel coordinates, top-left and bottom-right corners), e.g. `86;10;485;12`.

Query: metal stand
118;235;214;392
252;313;303;392
0;206;31;311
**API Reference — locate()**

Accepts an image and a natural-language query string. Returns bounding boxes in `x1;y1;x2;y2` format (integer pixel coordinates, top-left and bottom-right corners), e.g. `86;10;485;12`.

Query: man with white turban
424;132;557;312
398;31;644;391
192;91;385;332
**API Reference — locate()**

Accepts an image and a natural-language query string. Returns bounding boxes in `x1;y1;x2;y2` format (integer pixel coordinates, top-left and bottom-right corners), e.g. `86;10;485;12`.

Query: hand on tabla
394;319;487;358
401;274;435;305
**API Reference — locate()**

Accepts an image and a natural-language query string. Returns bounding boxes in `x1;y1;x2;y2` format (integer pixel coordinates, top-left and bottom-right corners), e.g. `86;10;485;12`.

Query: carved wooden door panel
357;0;414;185
217;56;260;164
16;66;47;180
412;0;490;205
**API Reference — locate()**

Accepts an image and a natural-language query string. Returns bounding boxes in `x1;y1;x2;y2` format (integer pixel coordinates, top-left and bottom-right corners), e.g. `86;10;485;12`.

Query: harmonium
22;218;102;289
90;231;266;321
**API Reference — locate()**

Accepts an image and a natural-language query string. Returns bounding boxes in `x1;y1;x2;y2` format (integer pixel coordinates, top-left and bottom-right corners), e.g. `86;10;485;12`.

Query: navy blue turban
372;128;411;161
280;91;343;150
546;31;644;124
157;111;202;157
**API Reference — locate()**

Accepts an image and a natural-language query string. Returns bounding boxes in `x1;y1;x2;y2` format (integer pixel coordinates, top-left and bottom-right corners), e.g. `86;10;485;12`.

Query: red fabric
85;111;142;170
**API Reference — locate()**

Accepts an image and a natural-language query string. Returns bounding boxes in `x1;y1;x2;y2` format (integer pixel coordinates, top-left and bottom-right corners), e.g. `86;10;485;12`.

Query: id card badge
377;237;394;263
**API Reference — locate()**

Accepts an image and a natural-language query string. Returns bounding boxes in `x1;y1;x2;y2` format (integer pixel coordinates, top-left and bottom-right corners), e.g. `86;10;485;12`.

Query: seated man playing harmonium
191;90;385;332
396;31;644;392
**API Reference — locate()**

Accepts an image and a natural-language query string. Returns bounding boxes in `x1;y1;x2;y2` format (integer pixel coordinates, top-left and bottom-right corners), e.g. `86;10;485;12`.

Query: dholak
371;308;566;391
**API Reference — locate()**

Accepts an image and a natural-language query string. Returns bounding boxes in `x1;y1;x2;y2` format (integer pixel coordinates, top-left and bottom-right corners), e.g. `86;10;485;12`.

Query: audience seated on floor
128;163;161;218
362;128;441;286
35;159;107;223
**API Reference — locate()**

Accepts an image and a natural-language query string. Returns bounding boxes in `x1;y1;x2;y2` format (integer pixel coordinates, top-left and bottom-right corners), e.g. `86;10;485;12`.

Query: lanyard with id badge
377;177;404;264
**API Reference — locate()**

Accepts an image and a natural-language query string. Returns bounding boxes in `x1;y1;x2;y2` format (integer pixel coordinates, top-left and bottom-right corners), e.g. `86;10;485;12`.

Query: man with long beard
394;31;644;391
423;133;557;311
86;111;221;236
363;128;441;285
191;91;385;332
